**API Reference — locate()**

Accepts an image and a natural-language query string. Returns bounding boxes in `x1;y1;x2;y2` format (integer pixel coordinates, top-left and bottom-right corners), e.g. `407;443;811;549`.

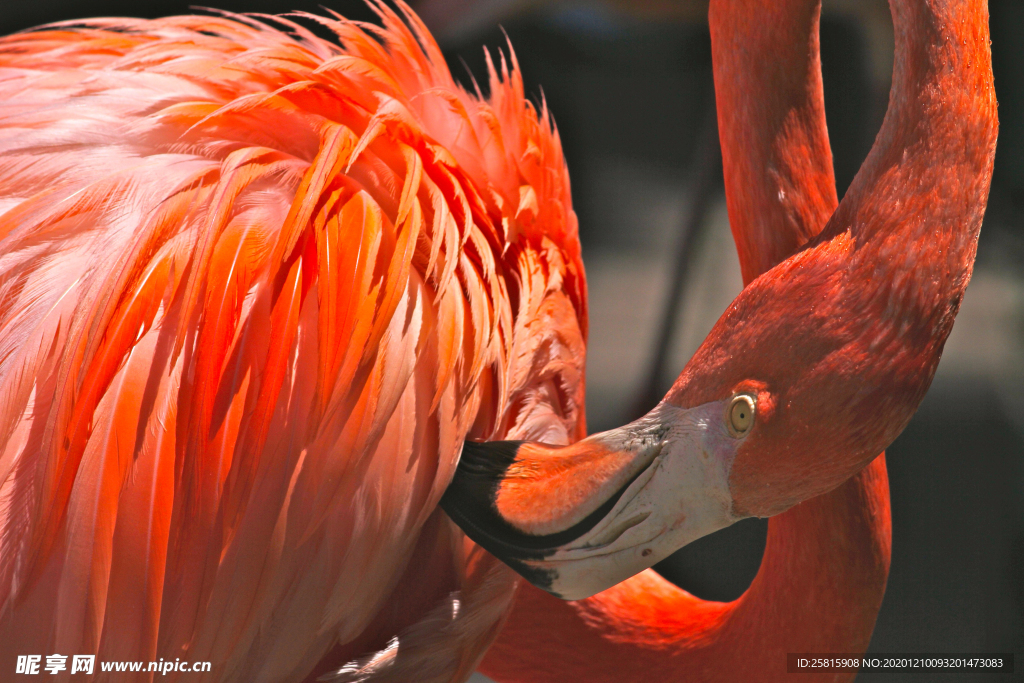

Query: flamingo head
441;232;958;599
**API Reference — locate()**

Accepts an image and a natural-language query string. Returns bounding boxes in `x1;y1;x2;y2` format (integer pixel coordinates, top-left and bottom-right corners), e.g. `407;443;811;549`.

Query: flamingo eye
726;395;755;437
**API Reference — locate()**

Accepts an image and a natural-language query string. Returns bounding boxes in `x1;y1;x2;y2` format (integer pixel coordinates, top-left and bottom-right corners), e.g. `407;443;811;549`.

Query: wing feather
0;6;585;681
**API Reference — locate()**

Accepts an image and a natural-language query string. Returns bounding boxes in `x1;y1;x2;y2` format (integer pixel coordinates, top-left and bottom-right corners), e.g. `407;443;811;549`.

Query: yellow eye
726;395;755;437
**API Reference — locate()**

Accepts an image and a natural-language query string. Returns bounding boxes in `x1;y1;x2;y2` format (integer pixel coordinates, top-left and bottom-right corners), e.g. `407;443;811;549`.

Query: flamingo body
0;6;585;681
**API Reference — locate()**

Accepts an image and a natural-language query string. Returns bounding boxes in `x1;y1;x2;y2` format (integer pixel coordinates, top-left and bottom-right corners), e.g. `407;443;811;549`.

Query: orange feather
0;3;586;680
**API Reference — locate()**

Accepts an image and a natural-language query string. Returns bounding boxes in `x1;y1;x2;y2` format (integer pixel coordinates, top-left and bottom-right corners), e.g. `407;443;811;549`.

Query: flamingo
0;2;996;683
446;0;997;680
472;1;893;678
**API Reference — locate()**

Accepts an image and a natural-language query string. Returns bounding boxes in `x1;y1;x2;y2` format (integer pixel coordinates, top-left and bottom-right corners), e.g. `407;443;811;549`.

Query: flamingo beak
440;399;746;599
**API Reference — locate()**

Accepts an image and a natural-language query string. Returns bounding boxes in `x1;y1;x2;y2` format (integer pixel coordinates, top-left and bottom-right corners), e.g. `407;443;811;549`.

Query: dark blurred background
3;2;1020;680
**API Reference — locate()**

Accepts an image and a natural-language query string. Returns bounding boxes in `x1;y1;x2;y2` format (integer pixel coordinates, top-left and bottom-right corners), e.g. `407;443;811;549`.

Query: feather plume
0;3;585;680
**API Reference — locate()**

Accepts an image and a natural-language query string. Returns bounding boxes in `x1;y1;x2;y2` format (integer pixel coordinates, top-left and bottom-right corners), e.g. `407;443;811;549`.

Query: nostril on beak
583;511;651;549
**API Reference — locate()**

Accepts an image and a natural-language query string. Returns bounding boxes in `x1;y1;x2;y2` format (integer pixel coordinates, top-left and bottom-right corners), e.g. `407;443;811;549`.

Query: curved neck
828;0;997;251
481;1;900;679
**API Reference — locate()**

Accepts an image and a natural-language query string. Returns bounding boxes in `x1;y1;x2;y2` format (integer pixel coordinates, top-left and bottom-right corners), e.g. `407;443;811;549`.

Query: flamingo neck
819;0;998;395
822;0;997;266
482;1;894;679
